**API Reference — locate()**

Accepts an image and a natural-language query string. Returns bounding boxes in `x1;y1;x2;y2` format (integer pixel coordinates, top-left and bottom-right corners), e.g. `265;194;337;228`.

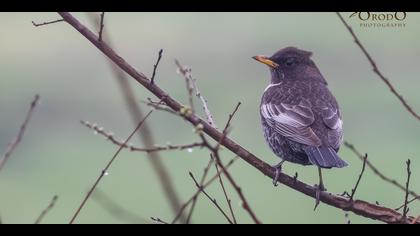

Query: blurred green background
0;12;419;224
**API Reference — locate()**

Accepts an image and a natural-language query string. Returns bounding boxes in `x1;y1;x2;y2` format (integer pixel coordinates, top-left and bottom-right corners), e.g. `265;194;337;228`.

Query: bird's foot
272;161;284;187
313;183;326;211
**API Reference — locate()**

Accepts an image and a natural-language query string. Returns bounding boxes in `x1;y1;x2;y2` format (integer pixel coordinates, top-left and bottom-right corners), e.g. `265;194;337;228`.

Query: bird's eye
285;57;297;67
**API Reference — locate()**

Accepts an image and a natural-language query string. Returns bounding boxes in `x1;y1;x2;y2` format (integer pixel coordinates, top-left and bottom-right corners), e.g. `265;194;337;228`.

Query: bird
253;47;348;209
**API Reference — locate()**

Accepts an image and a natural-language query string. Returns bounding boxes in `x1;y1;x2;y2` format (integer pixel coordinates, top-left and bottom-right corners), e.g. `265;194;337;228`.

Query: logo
349;12;407;28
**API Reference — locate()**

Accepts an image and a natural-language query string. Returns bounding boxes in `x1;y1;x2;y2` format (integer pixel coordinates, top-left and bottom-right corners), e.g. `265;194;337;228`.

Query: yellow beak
252;55;279;68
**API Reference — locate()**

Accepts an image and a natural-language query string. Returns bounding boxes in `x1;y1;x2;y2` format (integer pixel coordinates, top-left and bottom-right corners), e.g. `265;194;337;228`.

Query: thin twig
211;148;261;224
34;195;58;224
412;216;420;224
185;158;214;224
175;61;223;222
207;102;242;224
175;59;217;129
171;156;239;224
69;109;155;224
217;102;241;148
150;49;163;84
210;153;237;224
402;159;411;220
189;103;242;223
184;73;195;114
349;154;368;201
98;12;105;42
57;12;420;224
81;120;204;153
396;196;420;212
86;13;187;223
210;102;257;223
337;12;420;121
0;95;40;172
150;217;169;224
92;189;148;224
189;172;234;224
141;100;177;115
32;19;64;27
344;142;419;200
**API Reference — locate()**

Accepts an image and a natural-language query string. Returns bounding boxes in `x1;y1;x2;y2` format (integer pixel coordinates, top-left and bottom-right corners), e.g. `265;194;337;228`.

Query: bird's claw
313;183;326;211
272;162;283;187
273;168;280;186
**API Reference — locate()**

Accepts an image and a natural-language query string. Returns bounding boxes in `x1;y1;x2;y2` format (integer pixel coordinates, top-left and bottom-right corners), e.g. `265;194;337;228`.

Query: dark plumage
253;47;347;209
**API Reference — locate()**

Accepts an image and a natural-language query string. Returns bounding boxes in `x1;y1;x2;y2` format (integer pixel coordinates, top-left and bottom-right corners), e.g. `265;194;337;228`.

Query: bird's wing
321;105;343;150
261;99;322;146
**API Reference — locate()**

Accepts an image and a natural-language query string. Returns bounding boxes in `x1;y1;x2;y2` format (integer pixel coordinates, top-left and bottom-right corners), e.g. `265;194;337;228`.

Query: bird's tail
304;146;348;168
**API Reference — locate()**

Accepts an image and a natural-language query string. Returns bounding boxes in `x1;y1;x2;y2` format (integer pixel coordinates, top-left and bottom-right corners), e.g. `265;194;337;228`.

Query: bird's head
253;47;322;84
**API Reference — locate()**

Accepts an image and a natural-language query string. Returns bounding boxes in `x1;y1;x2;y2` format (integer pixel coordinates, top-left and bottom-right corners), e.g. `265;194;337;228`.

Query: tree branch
150;49;163;85
402;159;411;220
34;195;58;224
337;12;420;121
32;19;64;27
175;59;217;129
202;137;261;224
0;95;40;172
81;120;204;153
344;142;419;201
185;158;214;224
189;172;234;224
98;12;105;42
86;13;187;223
150;217;169;224
349;154;368;201
69;109;155;224
56;12;420;224
210;153;237;224
172;156;239;224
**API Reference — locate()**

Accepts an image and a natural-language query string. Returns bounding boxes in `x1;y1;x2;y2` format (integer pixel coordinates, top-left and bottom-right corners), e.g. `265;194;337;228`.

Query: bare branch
402;159;411;220
211;147;261;224
216;102;241;149
69;109;155;224
174;61;224;222
98;12;105;42
150;49;163;85
396;196;420;212
337;12;420;121
210;153;237;224
207;102;258;223
0;95;40;172
186;158;214;224
32;19;64;27
175;59;217;129
86;13;187;223
34;195;58;224
81;120;204;153
141;100;178;115
412;216;420;224
189;172;234;224
189;102;242;224
172;156;239;224
344;142;419;200
150;217;169;224
184;72;195;114
56;12;420;224
349;154;368;201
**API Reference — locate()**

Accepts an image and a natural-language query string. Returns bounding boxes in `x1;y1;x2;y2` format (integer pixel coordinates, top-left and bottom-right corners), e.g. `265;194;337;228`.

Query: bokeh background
0;12;419;224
